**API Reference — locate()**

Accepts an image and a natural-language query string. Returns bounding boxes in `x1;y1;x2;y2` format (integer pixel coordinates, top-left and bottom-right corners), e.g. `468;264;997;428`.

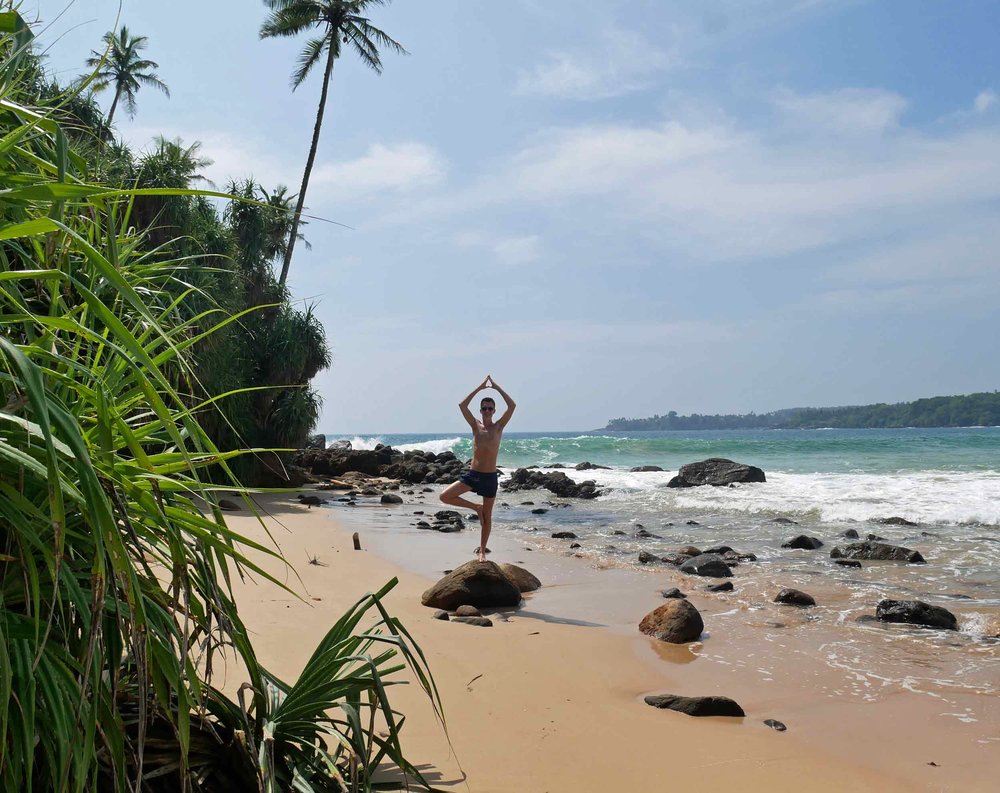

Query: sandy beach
220;492;1000;792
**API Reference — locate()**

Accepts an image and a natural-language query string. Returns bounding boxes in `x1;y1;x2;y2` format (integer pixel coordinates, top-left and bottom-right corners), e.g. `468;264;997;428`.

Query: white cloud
772;87;908;134
311;143;445;199
492;235;542;265
974;89;998;113
455;231;543;266
488;91;1000;261
124;128;445;206
515;29;676;100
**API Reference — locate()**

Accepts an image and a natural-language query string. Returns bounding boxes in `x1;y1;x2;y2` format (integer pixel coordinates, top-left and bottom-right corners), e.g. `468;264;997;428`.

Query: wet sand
223;492;999;792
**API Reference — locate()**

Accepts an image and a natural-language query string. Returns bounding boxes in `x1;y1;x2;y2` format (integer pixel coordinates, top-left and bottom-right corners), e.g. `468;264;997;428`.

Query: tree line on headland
605;391;1000;431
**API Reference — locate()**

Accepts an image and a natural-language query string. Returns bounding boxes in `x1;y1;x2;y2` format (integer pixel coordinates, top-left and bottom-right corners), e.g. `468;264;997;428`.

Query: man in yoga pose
440;375;516;561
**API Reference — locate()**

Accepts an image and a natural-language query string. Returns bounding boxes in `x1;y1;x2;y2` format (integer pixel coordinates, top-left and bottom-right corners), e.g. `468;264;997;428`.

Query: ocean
324;427;1000;720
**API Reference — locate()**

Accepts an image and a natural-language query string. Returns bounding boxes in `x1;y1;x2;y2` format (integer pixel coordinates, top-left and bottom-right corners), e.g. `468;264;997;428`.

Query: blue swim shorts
459;469;499;498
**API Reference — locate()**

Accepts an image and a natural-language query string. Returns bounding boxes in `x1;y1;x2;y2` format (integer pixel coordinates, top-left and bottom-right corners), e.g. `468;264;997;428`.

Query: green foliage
1;16;441;791
84;25;170;126
259;0;408;286
606;391;1000;431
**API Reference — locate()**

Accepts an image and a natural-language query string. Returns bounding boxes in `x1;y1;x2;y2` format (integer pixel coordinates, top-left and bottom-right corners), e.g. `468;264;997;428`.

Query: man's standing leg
479;497;495;561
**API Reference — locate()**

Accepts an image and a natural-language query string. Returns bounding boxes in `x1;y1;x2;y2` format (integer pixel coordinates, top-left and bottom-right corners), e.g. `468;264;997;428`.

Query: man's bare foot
478;548;488;562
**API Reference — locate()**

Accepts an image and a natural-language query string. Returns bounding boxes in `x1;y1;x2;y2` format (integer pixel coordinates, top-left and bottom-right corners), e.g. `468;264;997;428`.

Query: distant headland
604;391;1000;431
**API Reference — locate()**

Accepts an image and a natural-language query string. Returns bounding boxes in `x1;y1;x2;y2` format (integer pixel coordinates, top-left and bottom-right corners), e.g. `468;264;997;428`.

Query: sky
23;0;1000;432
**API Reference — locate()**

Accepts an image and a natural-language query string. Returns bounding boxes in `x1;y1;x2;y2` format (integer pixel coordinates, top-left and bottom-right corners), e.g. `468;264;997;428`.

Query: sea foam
545;468;1000;526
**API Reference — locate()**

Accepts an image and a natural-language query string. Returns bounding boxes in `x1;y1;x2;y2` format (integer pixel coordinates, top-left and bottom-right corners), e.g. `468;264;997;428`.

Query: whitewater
325;428;1000;527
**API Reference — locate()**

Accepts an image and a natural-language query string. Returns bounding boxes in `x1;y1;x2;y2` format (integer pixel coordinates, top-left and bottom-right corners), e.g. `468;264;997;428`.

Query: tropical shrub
0;15;440;792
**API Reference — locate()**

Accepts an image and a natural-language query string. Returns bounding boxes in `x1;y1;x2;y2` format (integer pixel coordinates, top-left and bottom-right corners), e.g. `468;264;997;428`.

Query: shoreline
223;492;999;791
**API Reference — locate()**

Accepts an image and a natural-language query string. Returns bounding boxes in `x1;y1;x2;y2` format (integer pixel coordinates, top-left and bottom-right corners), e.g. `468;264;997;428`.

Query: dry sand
222;494;995;792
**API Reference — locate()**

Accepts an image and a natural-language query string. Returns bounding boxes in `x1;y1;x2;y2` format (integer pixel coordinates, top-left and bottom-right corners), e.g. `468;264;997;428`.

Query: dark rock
521;501;534;505
612;530;626;536
667;458;766;488
329;439;352;450
764;719;787;732
679;553;733;578
634;528;660;539
736;553;758;562
835;559;862;568
782;535;824;550
503;468;602;499
433;610;449;621
639;600;704;643
841;529;860;539
630;465;664;472
706;581;734;592
471;546;491;554
855;614;879;624
569;542;582;549
455;605;482;617
303;433;327;450
380;493;403;504
703;545;734;555
575;461;611;470
644;694;745;717
435;509;461;521
771;518;797;525
676;546;702;557
829;541;925;564
638;550;660;564
451;616;493;627
876;599;958;631
552;531;577;539
774;588;816;607
297;494;325;508
218;498;240;511
874;516;918;527
661;552;693;566
531;508;547;514
421;561;522;610
498;563;541;592
661;588;687;599
685;520;700;526
415;520;431;529
866;533;886;542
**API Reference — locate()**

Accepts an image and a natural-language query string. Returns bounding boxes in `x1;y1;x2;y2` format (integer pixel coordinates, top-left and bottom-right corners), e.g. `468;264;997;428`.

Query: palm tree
259;0;407;287
85;26;169;127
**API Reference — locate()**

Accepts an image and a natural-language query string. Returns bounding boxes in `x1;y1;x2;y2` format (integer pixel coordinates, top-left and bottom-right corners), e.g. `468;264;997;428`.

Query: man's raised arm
492;380;516;429
459;377;489;428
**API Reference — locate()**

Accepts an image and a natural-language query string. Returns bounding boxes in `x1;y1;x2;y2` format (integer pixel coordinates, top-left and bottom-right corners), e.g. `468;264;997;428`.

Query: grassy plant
1;14;442;791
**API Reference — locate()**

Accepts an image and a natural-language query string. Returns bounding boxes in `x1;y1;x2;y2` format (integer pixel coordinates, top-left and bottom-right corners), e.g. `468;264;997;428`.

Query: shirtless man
440;375;516;561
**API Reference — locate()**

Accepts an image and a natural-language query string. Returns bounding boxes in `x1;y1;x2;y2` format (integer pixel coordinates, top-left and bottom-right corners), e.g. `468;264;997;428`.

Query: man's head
480;397;496;421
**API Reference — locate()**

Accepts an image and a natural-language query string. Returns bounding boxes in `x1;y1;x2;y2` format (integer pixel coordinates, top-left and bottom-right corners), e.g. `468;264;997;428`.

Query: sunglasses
480;406;495;412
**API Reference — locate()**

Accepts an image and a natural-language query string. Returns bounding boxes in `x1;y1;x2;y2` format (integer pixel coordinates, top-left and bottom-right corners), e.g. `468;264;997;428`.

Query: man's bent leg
478;497;495;561
440;481;482;519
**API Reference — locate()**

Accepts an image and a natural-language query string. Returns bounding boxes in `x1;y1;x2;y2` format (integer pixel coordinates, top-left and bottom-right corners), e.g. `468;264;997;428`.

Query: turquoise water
327;427;1000;474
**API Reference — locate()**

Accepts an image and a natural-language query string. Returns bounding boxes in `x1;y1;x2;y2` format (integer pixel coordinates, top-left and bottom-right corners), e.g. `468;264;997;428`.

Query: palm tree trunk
106;84;123;128
279;44;336;288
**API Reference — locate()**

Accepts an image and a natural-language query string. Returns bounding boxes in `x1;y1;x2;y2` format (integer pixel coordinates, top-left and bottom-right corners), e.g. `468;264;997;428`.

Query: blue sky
26;1;1000;432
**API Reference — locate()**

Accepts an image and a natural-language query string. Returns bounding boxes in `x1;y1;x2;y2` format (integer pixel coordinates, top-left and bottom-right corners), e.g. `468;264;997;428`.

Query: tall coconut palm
85;26;169;127
260;0;407;287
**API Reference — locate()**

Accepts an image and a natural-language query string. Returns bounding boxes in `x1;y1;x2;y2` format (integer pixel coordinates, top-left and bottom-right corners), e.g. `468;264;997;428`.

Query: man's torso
470;423;502;472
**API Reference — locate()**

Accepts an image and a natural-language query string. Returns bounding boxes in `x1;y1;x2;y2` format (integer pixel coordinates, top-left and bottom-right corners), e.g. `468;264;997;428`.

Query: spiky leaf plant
0;14;442;792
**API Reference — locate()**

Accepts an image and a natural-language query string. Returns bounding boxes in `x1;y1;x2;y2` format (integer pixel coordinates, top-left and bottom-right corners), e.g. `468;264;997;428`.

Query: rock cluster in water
666;458;766;488
295;443;466;484
503;468;602;499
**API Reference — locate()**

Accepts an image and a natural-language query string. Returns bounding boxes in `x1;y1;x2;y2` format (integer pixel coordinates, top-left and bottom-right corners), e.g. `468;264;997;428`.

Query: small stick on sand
466;673;483;691
352;532;361;551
